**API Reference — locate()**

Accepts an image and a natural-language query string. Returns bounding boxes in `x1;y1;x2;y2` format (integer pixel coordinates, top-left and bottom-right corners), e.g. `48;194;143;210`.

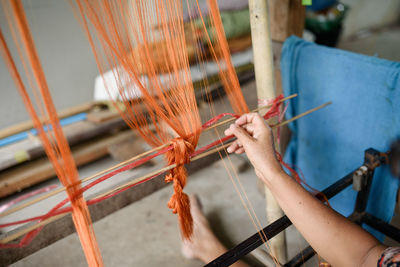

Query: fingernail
227;147;232;153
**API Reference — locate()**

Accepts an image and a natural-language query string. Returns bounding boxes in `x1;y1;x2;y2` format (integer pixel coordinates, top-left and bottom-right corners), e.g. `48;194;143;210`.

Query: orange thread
0;1;102;265
165;138;195;239
72;0;250;239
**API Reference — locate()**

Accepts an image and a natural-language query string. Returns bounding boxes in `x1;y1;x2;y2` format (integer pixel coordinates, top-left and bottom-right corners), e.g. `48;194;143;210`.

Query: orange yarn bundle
165;138;195;239
0;1;102;266
73;0;249;239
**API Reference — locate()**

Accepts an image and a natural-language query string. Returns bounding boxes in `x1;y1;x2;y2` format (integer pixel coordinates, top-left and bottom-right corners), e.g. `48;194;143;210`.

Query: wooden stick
0;99;326;220
0;94;296;219
0;101;331;244
0;143;169;218
275;101;332;128
0;142;233;244
205;93;297;131
0;214;65;245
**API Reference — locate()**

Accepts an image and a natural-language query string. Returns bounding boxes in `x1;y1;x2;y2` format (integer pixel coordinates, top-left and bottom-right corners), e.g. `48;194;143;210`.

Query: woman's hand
224;113;283;183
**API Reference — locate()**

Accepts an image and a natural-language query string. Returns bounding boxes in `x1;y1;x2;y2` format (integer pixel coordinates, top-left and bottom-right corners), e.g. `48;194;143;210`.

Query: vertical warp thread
71;0;251;240
0;1;103;266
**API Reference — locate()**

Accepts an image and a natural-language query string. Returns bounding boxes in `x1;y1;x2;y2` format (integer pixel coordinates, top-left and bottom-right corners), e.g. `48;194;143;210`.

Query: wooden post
249;0;305;263
249;0;287;263
249;0;304;263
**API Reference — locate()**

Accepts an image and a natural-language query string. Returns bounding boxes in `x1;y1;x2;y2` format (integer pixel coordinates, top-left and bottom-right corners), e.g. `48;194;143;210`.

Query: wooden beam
0;148;223;266
0;118;128;172
0;131;134;198
0;102;95;140
269;0;305;42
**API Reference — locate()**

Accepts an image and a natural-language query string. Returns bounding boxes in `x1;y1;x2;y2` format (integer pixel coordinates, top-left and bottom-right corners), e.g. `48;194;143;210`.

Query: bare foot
181;195;250;267
181;195;227;263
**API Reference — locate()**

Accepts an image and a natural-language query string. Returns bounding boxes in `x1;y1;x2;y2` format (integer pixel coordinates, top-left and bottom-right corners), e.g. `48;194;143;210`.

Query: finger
243;124;255;135
235;113;257;126
227;123;254;137
229;124;253;144
227;140;240;153
235;147;245;154
224;128;232;136
236;140;242;147
236;113;268;131
252;113;268;127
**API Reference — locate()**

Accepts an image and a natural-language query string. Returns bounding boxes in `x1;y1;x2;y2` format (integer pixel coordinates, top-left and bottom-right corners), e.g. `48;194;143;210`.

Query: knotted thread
165;137;195;239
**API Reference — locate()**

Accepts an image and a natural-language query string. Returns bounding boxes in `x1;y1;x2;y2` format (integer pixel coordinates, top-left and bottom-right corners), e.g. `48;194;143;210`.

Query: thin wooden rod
0;144;171;218
0;94;297;219
0;101;331;244
0;214;65;245
81;101;332;215
0;142;233;244
205;94;297;131
276;101;332;128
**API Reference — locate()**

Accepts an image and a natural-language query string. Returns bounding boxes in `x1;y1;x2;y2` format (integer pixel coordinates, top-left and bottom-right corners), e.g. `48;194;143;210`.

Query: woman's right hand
224;113;283;183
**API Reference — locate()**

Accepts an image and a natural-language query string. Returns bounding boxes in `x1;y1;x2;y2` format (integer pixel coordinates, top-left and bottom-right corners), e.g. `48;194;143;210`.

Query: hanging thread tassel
165;138;195;239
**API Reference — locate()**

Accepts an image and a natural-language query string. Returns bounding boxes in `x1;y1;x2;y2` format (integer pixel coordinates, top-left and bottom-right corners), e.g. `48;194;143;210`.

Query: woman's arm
225;113;386;267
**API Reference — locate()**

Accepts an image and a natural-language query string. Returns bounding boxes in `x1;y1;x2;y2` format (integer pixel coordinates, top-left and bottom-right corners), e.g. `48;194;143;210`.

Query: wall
0;0;99;129
341;0;400;37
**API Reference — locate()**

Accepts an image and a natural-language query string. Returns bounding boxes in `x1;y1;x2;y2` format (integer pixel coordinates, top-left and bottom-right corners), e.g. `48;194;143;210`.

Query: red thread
0;94;292;247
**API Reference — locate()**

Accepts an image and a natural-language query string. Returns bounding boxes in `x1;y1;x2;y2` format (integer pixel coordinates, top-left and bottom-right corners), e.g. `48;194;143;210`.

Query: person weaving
182;113;400;267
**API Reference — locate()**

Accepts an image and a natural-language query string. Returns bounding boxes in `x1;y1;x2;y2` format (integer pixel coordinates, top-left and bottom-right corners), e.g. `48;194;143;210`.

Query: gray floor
2;14;400;267
9;155;312;267
5;80;317;267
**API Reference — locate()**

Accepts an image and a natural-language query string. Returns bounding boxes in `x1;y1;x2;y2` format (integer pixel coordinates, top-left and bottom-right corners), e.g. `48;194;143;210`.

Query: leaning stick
0;94;297;219
0;101;331;244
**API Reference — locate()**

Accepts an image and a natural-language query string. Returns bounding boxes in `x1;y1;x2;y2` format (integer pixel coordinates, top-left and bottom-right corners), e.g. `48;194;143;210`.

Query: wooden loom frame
0;0;306;265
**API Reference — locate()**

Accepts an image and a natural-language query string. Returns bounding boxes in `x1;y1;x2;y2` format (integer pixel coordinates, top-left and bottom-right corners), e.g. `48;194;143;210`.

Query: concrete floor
8;77;400;266
1;14;400;267
9;154;315;267
5;80;318;267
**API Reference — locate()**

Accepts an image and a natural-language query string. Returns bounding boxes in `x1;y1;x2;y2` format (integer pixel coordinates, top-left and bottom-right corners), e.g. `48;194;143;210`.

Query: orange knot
167;137;194;165
165;137;195;240
66;181;83;203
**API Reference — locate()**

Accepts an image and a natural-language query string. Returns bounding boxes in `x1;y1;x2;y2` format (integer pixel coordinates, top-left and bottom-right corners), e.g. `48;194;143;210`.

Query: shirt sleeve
378;247;400;267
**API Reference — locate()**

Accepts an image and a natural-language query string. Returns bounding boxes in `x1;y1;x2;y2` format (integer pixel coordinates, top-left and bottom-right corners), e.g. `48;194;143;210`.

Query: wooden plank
0;136;41;171
0;118;128;172
287;0;306;38
108;134;155;166
87;110;120;123
0;102;95;140
0;131;134;198
269;0;305;42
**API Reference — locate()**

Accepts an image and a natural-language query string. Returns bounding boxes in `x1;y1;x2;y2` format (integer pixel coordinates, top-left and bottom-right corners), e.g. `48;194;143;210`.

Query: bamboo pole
249;0;287;262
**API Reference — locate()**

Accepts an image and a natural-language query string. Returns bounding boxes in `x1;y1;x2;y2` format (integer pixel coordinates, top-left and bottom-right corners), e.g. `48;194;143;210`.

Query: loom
0;0;377;266
207;142;400;266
